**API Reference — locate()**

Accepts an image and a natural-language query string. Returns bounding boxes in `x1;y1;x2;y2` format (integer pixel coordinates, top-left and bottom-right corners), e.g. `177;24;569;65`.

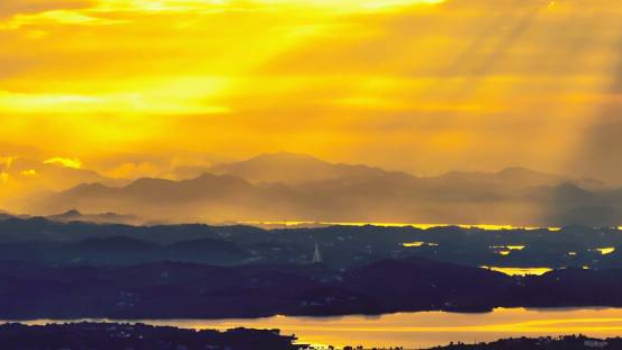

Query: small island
426;335;618;350
0;322;305;350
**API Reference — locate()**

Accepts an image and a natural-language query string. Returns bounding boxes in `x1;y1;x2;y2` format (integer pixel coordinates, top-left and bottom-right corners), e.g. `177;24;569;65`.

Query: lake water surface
12;308;622;349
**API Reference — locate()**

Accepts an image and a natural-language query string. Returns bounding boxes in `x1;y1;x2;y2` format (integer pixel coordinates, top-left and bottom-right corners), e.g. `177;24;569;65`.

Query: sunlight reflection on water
12;308;622;349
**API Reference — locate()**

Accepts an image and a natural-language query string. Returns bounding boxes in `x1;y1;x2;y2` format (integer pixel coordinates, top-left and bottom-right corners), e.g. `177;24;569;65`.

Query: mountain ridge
20;153;622;227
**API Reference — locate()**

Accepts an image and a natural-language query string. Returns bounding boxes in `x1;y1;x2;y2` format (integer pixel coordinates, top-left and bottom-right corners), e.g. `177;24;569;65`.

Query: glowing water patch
242;221;560;231
402;242;438;248
596;247;615;255
18;308;622;349
490;245;525;252
482;266;553;276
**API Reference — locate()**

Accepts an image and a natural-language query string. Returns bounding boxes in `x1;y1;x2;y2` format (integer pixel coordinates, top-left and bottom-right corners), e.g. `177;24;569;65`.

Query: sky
1;0;622;186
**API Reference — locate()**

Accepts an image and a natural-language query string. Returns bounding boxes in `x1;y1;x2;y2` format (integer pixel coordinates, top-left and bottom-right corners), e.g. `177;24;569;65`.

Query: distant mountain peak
239;152;329;167
496;166;555;178
62;209;82;216
553;181;591;195
65;182;111;196
127;177;176;187
210;152;398;185
497;166;537;174
252;151;323;160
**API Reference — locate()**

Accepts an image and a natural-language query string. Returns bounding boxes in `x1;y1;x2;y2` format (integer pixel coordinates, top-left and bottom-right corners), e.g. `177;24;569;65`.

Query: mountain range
16;152;621;226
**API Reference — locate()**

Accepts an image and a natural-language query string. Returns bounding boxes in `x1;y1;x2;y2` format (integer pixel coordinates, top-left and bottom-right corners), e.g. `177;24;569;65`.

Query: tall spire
312;243;323;264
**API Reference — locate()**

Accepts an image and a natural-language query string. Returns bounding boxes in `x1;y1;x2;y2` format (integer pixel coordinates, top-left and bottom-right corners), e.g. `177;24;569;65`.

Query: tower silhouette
312;243;323;264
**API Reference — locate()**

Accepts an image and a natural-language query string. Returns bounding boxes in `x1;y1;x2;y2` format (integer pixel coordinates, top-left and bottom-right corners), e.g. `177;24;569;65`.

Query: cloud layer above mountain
1;0;622;183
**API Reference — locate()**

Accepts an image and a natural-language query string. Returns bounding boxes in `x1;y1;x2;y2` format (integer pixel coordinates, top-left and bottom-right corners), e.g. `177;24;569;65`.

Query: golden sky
1;0;622;183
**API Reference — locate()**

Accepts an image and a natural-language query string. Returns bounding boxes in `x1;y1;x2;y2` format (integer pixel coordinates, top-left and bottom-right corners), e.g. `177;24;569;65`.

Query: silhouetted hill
438;167;564;189
163;238;251;264
75;236;158;253
344;258;511;311
427;335;622;350
532;183;619;226
27;174;276;223
1;257;622;319
47;209;140;225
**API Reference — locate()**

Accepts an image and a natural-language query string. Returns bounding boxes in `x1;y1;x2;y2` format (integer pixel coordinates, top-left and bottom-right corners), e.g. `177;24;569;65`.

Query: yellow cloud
0;0;621;182
0;78;230;115
94;0;445;13
44;157;83;169
0;10;125;30
0;0;446;31
20;169;39;177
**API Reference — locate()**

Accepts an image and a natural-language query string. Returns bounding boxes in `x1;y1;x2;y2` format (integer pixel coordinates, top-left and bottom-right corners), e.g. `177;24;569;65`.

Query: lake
12;308;622;349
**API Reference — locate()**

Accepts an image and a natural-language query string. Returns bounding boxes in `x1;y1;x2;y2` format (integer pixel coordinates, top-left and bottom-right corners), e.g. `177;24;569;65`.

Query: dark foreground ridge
1;216;622;319
0;322;304;350
2;258;622;319
427;335;622;350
